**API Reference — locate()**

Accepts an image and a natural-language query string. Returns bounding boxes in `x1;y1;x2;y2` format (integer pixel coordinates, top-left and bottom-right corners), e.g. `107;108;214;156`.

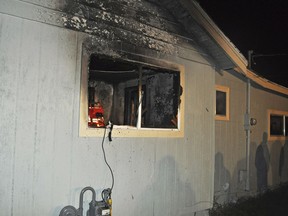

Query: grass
209;184;288;216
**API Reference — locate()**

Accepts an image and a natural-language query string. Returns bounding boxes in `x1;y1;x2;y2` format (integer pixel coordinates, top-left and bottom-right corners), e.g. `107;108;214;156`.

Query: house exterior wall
214;70;247;203
215;70;288;203
0;0;215;215
250;84;288;189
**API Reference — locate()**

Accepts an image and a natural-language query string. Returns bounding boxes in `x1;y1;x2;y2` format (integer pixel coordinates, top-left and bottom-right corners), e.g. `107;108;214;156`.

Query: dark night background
197;0;288;88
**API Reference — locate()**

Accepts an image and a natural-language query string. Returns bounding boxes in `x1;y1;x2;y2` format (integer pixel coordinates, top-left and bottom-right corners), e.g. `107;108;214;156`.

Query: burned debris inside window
88;55;181;129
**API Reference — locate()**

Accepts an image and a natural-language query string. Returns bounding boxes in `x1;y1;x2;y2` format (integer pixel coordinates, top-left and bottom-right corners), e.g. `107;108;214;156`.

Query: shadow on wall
230;142;256;200
214;152;231;204
250;141;258;190
279;140;288;183
231;157;246;197
271;140;282;185
255;132;270;193
134;156;195;216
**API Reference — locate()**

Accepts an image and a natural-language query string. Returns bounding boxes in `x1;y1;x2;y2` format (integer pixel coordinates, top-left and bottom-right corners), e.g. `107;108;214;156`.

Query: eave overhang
182;0;288;96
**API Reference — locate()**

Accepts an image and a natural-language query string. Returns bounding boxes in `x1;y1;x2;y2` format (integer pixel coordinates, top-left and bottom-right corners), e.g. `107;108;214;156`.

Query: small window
268;110;288;140
79;53;185;137
270;115;284;136
215;85;230;121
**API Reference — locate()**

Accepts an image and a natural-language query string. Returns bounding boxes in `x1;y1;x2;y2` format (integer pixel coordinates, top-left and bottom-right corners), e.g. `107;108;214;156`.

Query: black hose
101;127;115;191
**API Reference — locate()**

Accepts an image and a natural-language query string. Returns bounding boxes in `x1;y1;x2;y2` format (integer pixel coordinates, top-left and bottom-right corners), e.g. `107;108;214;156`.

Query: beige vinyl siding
215;69;288;201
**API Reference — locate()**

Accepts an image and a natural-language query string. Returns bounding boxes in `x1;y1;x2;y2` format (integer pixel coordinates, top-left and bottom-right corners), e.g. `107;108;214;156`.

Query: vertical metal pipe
283;116;286;136
248;50;253;70
245;50;254;191
245;78;251;191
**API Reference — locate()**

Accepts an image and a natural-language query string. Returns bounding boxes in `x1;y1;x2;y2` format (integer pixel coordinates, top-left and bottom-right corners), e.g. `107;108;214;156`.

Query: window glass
216;90;226;116
215;85;229;121
268;110;288;140
270;115;284;136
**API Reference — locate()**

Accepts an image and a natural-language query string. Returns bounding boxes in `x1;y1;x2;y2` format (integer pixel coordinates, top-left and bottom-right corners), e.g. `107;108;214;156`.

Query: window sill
215;115;230;121
79;124;184;138
268;135;287;141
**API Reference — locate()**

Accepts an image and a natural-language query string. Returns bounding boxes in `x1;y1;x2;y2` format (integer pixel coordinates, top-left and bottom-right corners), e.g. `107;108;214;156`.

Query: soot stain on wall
62;0;185;128
62;0;179;55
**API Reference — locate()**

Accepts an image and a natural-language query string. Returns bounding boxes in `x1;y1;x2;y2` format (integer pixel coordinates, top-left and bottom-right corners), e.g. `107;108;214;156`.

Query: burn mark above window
88;55;181;129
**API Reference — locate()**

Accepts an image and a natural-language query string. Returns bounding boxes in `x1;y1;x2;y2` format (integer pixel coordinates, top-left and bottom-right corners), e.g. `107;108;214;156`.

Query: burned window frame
215;85;230;121
79;48;185;138
268;109;288;141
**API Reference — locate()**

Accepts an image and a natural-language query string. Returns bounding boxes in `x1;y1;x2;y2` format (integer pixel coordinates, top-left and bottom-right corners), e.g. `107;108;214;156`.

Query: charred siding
62;0;206;62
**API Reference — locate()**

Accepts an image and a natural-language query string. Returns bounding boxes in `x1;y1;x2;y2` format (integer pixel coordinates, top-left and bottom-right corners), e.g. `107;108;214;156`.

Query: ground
209;183;288;216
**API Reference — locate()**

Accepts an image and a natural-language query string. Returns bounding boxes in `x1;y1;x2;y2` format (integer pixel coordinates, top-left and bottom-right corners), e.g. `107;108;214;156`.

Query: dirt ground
209;184;288;216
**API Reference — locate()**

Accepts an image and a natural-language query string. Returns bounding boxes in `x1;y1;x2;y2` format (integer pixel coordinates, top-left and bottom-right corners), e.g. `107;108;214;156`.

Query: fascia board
183;0;288;96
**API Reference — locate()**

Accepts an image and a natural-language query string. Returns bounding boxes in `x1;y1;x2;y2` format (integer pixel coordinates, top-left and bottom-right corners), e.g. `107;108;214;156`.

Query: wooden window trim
215;85;230;121
267;109;288;141
79;48;185;138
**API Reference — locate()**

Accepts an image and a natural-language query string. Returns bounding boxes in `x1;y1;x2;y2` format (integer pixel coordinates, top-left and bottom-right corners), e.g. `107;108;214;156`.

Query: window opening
270;115;284;136
215;85;230;121
268;110;288;140
216;91;226;116
88;55;181;129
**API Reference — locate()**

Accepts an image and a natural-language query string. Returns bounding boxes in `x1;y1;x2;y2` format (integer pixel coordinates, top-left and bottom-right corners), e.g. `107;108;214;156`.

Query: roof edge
183;0;288;96
246;69;288;96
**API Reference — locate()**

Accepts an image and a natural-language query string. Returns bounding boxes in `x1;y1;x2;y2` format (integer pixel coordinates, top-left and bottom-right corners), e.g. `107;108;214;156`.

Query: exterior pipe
245;50;253;191
79;187;96;216
245;78;251;191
